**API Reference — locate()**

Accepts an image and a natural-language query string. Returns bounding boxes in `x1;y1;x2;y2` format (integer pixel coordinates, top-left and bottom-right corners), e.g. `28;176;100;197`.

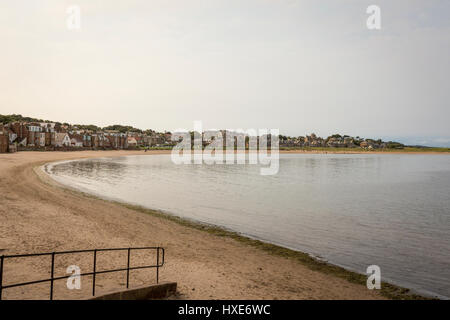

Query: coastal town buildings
127;136;138;148
0;118;399;153
0;119;178;153
69;134;84;147
54;133;71;147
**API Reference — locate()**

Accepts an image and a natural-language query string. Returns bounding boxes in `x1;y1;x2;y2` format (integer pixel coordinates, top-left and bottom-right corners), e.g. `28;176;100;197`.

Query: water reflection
47;154;450;298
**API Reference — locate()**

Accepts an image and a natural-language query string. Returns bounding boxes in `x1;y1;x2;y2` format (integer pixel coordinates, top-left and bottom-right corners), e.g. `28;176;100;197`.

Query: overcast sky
1;0;449;146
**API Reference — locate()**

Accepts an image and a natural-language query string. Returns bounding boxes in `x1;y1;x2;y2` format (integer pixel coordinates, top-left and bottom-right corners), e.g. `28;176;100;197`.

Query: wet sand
0;151;385;299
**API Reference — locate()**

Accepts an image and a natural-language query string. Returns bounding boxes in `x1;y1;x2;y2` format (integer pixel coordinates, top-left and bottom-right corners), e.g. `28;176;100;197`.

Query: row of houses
0;122;399;154
0;122;174;153
279;133;390;149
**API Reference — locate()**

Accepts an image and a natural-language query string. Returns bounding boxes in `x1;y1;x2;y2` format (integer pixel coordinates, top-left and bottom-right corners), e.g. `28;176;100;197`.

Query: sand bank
0;150;400;299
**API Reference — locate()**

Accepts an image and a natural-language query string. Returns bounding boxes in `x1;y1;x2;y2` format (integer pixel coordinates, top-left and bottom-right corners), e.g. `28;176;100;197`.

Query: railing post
126;248;131;289
0;247;165;300
92;249;97;296
0;255;4;300
156;247;160;284
50;252;55;300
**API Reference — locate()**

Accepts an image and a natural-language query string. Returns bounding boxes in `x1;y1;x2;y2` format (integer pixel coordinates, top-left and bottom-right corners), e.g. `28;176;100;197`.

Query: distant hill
0;114;143;133
103;125;143;133
0;114;53;124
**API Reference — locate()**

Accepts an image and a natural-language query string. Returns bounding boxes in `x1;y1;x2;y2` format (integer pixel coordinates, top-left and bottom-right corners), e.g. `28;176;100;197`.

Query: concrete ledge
88;282;177;300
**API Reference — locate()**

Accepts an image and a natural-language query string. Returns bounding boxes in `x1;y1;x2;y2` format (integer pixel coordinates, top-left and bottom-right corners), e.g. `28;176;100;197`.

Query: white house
127;136;138;147
28;125;42;132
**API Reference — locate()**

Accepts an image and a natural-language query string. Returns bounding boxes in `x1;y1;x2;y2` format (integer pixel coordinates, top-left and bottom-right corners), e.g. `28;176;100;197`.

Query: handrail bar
0;247;165;300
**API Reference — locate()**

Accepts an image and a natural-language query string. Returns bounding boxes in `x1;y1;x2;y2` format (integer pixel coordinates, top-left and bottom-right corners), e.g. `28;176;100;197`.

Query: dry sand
0;150;385;300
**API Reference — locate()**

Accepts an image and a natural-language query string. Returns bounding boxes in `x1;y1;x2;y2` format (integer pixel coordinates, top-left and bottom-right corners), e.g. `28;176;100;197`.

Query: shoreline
0;151;431;299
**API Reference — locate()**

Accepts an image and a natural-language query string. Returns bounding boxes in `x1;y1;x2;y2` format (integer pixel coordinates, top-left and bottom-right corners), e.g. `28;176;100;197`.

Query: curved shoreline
41;156;438;300
0;151;429;299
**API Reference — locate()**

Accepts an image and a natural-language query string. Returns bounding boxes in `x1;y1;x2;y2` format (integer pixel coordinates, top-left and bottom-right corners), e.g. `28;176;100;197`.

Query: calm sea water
46;154;450;298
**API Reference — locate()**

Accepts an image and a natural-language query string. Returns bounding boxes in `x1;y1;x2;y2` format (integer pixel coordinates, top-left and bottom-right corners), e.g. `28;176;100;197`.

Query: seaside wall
88;282;177;300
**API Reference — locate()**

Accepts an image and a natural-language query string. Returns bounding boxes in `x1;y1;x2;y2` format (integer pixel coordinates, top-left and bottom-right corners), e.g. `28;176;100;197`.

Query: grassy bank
279;146;450;153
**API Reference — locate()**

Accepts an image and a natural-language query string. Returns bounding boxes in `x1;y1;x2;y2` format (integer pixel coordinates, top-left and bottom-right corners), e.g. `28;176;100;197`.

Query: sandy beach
0;150;389;300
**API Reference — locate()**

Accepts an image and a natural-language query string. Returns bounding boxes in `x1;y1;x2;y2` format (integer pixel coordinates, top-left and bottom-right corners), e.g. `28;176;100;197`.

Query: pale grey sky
1;0;449;146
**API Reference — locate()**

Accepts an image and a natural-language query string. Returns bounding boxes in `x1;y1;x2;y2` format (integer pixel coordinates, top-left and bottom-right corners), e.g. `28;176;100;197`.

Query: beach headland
0;150;429;300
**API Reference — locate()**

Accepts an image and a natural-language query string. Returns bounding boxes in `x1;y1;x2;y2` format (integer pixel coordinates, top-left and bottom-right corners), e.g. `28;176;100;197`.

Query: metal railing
0;246;165;300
